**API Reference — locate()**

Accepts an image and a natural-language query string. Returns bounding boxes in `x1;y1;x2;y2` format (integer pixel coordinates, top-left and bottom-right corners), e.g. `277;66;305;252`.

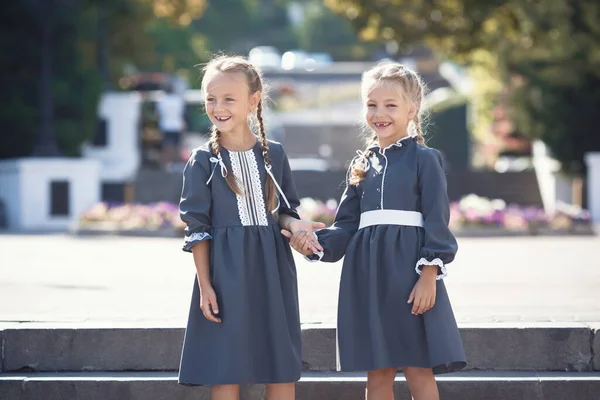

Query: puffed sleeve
308;173;361;263
277;148;301;220
179;149;213;252
416;147;458;279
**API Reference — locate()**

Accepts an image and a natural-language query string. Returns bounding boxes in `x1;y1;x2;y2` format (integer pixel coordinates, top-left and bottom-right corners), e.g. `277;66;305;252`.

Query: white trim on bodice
229;149;269;226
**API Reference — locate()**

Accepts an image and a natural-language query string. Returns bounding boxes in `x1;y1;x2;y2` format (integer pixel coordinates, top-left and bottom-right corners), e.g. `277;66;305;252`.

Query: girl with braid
283;61;466;400
178;55;324;399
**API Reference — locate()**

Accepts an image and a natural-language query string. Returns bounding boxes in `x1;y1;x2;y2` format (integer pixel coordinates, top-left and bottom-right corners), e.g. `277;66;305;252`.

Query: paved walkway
1;234;599;327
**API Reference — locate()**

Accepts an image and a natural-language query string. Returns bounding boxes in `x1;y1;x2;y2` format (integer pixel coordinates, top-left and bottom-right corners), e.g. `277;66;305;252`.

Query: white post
532;140;561;215
584;152;600;225
82;92;142;182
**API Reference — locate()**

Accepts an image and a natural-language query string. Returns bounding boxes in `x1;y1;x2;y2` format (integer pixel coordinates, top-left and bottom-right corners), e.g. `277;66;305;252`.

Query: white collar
369;135;415;153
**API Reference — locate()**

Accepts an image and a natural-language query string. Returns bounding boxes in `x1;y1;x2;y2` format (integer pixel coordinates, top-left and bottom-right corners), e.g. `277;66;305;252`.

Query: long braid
413;114;425;146
210;126;242;194
349;131;377;185
256;100;278;212
209;126;220;156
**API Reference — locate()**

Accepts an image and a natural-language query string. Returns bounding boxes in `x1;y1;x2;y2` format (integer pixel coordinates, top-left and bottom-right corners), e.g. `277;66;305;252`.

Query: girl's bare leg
211;384;240;400
366;368;397;400
266;382;295;400
403;367;439;400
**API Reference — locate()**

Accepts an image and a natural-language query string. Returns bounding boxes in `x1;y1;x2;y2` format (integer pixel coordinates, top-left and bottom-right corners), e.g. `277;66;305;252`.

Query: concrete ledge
0;373;210;400
2;326;597;373
2;328;184;372
2;372;600;400
1;328;4;372
460;327;593;372
540;379;600;400
301;327;337;371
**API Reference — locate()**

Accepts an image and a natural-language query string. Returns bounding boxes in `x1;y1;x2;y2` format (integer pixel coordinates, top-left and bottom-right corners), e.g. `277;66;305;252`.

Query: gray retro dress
178;139;302;386
312;135;466;374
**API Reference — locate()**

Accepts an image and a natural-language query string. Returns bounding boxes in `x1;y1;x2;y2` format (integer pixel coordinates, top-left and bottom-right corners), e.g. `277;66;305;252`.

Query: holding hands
281;219;324;256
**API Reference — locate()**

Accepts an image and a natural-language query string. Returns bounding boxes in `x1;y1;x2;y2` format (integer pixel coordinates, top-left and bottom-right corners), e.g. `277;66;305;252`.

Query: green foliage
510;73;600;173
192;0;298;55
0;2;39;158
0;1;101;158
296;1;374;60
246;2;299;52
52;6;102;157
325;0;600;172
427;103;471;169
0;0;208;159
147;19;210;72
324;0;506;57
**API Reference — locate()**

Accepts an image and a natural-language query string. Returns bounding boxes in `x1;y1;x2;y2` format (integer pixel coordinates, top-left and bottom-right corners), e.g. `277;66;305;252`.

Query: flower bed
74;202;186;237
73;195;594;237
448;194;592;236
296;194;593;236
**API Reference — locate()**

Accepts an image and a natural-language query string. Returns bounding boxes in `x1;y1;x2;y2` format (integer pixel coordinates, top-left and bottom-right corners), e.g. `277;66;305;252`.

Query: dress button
376;205;381;209
376;188;380;192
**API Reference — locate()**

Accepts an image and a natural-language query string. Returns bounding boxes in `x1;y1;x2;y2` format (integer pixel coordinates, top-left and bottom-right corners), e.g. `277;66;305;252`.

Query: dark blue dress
178;139;302;385
313;135;467;374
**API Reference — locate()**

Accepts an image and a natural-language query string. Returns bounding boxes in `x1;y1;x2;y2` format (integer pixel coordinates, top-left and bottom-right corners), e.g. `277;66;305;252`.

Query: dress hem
339;360;467;375
178;374;302;387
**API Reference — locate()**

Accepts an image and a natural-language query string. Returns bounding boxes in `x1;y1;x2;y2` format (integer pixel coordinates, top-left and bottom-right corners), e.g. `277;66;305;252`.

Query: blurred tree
51;1;102;157
0;2;40;158
190;0;257;54
85;0;209;86
245;0;300;53
146;19;209;75
296;0;377;60
0;0;210;159
324;0;504;57
146;0;207;25
324;0;600;173
0;0;100;158
191;0;298;56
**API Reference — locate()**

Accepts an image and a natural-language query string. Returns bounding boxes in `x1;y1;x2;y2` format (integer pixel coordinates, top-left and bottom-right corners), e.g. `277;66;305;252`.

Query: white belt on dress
358;210;423;229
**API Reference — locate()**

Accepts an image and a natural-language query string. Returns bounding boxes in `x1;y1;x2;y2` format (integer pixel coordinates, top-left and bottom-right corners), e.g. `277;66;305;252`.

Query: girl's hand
288;219;326;235
199;285;221;323
281;219;325;254
283;230;320;255
407;265;438;315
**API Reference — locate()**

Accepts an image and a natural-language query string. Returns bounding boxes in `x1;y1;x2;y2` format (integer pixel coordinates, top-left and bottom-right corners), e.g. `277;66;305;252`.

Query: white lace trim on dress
230;149;268;226
415;257;447;280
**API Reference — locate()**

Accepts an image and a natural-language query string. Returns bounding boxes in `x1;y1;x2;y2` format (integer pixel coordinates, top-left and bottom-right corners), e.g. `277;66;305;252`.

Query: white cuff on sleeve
304;251;324;262
182;232;212;252
415;258;447;280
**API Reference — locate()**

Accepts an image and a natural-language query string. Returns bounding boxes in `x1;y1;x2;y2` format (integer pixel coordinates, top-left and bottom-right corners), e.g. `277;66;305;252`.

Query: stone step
2;325;598;373
1;371;599;400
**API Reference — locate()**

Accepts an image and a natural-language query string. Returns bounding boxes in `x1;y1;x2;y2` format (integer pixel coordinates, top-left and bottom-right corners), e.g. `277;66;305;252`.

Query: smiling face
364;81;416;148
203;71;260;136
